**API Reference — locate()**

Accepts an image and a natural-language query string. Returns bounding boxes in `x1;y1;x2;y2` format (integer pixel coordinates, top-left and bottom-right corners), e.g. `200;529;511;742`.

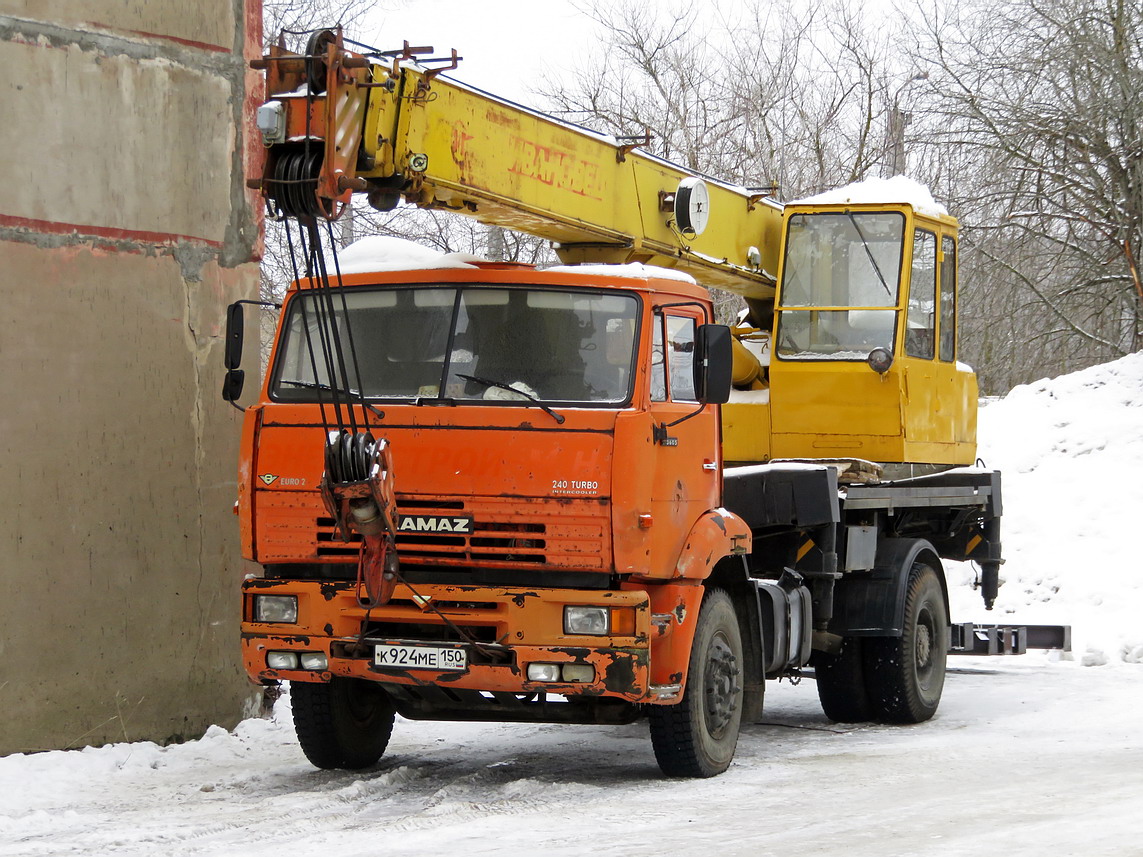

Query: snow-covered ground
4;353;1142;856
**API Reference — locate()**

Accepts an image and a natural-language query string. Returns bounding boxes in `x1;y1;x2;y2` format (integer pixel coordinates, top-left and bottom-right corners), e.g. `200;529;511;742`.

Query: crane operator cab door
901;225;941;452
769;203;975;467
899;217;977;464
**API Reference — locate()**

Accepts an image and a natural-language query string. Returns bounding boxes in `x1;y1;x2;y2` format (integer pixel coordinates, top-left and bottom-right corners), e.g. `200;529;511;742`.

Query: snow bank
335;236;481;275
793;176;950;219
946;351;1143;665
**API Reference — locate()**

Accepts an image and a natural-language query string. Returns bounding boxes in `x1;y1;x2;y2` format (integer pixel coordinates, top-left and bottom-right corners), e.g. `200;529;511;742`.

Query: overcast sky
364;0;605;104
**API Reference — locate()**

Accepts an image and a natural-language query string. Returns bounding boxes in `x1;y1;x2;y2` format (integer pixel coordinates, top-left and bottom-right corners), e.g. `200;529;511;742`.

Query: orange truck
225;30;1064;777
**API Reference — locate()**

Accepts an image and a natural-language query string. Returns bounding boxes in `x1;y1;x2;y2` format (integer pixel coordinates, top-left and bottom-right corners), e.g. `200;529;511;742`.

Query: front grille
313;495;608;571
255;492;611;573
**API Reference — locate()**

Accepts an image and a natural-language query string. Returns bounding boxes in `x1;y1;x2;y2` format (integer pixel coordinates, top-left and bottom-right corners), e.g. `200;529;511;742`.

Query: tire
863;561;948;723
812;635;873;723
648;589;744;778
291;677;396;770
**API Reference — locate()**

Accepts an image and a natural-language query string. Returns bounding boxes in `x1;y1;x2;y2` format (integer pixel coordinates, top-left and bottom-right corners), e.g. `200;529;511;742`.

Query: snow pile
793;175;950;218
335;236;481;275
946;351;1143;665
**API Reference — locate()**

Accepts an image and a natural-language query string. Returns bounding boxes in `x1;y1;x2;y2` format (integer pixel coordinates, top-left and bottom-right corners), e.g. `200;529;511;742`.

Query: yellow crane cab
722;200;977;470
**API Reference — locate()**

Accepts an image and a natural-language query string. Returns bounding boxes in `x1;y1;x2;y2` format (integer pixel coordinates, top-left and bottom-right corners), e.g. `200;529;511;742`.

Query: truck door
647;305;720;575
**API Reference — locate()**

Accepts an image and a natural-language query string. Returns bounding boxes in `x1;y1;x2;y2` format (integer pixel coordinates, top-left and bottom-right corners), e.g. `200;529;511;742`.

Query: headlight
299;652;328;671
527;663;561;682
254;595;298;623
564;606;609;635
561;664;594;683
266;651;299;670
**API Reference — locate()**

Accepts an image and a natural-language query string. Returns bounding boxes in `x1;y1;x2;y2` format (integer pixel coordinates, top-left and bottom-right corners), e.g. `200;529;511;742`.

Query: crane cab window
906;229;937;359
775;211;904;361
939;236;957;362
650;313;698;402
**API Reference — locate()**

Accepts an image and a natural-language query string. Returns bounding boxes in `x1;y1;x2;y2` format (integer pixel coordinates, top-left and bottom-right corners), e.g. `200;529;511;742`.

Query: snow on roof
793;176;950;218
544;262;698;284
333;236;481;275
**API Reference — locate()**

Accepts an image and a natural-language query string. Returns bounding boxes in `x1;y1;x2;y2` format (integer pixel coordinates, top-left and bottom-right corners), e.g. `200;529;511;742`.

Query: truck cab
240;261;746;726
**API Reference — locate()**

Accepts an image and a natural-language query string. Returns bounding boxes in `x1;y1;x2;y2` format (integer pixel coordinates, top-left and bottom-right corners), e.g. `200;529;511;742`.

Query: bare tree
910;0;1143;389
262;0;379;50
539;0;915;323
544;0;911;197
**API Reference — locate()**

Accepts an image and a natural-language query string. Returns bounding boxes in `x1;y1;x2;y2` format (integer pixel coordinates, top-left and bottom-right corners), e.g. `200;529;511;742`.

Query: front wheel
290;677;396;770
863;562;948;723
648;589;744;778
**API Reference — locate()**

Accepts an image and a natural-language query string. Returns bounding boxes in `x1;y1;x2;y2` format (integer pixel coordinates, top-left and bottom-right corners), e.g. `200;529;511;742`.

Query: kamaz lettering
397;515;474;534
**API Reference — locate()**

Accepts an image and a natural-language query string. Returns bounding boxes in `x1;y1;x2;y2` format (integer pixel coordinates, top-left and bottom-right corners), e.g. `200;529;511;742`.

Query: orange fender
673;507;751;581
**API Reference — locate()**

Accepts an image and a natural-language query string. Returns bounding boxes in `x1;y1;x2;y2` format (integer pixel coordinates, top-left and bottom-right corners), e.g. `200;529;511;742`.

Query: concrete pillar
0;1;264;752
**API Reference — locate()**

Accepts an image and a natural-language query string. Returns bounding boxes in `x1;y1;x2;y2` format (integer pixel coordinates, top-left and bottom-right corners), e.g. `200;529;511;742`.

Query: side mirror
224;301;245;370
222;301;247;404
220;298;281;406
695;324;733;404
222;369;246;402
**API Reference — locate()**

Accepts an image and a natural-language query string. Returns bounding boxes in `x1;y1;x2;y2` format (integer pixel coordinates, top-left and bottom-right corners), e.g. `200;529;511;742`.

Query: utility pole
487;225;507;262
883;72;928;177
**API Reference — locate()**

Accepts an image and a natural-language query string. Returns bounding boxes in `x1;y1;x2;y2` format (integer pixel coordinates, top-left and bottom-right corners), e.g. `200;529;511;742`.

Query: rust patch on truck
603;657;637;694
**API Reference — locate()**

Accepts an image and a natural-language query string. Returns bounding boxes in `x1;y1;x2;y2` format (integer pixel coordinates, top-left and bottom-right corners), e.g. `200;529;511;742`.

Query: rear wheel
291;677;396;769
812;635;873;723
648;589;744;778
863;562;948;723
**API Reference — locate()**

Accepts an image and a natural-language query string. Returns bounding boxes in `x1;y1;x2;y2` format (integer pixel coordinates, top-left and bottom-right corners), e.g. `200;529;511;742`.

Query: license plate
374;643;468;672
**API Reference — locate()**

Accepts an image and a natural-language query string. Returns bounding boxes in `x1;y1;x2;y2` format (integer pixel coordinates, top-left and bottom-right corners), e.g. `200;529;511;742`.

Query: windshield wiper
456;373;566;424
847;213;894;299
279;379;385;420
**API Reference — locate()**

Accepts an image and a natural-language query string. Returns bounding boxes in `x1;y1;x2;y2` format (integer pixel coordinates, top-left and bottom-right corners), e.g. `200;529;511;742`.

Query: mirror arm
662;403;706;430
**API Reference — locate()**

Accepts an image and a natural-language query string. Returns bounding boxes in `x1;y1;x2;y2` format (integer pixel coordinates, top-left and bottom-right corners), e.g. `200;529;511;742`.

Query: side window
666;315;697;401
906;229;936;359
650;317;667;402
939;236;957;362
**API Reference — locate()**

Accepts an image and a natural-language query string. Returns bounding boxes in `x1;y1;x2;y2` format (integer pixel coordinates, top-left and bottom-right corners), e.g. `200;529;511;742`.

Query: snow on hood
793;176;950;218
946;350;1143;665
334;236;481;275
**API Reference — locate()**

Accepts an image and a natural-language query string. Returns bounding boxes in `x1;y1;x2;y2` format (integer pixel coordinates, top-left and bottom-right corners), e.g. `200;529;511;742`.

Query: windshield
776;211;905;360
271;285;640;405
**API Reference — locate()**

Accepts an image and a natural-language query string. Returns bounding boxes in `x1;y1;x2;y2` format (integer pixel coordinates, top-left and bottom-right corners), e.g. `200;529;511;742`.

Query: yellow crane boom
251;30;782;300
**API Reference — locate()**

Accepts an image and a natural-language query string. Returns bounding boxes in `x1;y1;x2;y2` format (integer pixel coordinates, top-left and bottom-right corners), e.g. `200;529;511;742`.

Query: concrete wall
0;1;264;752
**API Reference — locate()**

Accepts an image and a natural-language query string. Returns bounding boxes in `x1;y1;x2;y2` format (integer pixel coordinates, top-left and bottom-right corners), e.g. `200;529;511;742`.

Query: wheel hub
916;619;933;670
704;634;740;736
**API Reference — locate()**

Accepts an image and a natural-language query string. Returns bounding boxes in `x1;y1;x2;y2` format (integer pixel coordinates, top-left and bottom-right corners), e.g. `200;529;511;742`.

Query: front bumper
241;578;652;702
